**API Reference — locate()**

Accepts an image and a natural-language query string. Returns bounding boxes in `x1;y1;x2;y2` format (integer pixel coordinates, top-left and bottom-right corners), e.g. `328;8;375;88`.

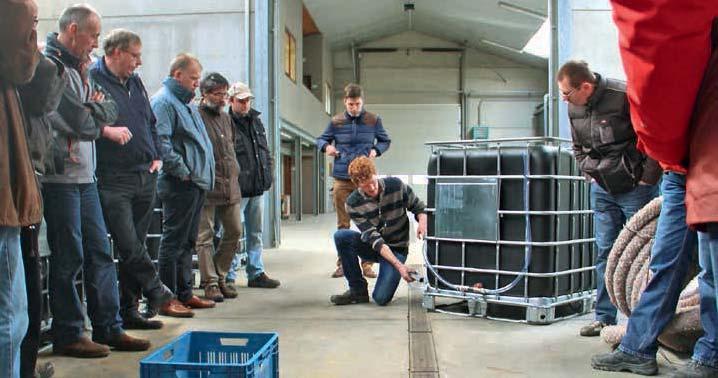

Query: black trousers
157;176;205;302
20;224;42;378
98;171;165;317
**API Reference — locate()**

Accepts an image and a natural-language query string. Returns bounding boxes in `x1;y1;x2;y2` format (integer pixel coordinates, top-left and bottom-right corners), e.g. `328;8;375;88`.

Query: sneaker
248;273;281;289
670;361;718;377
219;282;238;299
204;285;224;303
591;349;658;376
331;265;344;278
330;290;370;305
362;261;377;278
580;321;607;337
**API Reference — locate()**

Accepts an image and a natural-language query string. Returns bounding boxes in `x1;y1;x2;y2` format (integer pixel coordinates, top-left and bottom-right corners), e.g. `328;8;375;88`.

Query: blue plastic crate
140;331;279;378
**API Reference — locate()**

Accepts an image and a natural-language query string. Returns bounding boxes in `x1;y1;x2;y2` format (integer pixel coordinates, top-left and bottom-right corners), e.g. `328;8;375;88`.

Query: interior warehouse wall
37;1;251;95
569;0;625;80
332;30;547;200
279;0;332;136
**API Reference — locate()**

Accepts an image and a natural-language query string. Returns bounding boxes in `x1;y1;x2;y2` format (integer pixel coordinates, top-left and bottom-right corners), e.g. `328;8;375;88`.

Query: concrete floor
40;214;686;377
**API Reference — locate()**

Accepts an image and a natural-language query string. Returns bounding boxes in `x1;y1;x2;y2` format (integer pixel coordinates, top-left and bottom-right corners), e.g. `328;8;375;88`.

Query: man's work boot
248;273;281;289
95;332;151;352
183;295;216;309
330;290;370;305
219;282;238;299
362;261;377;278
669;361;718;378
591;349;658;376
159;299;195;318
580;320;607;337
52;336;110;358
204;284;224;303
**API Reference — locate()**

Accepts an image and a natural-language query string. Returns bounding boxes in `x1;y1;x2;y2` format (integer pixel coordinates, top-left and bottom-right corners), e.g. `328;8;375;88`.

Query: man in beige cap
225;82;280;288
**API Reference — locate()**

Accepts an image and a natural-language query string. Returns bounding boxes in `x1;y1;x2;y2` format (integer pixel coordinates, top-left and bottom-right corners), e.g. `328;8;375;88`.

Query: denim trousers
334;229;407;305
0;226;28;378
591;181;659;325
619;173;697;359
42;182;123;346
98;170;165;317
690;225;718;368
157;176;205;302
227;194;265;282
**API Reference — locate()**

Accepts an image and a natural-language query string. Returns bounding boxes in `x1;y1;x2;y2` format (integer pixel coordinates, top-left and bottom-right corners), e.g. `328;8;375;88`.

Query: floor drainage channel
408;264;439;378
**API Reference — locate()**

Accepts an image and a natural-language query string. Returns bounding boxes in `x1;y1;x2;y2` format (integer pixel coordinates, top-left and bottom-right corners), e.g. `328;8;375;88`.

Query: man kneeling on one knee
330;156;427;306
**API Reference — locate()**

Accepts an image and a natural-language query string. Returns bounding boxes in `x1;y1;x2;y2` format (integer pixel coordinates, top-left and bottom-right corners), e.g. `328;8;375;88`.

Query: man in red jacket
591;2;718;377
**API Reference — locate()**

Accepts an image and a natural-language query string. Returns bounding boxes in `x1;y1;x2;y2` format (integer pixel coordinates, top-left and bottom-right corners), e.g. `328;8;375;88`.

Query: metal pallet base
422;289;595;324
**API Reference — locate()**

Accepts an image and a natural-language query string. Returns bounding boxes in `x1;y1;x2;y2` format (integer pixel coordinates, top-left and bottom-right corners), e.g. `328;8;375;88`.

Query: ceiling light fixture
497;1;546;20
480;39;524;54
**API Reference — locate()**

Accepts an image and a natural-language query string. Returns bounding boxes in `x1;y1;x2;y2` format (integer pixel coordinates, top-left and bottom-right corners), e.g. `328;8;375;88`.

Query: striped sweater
345;177;426;253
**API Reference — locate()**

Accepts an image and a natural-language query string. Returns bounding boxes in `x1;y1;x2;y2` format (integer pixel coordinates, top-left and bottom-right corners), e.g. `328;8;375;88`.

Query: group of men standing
0;3;278;377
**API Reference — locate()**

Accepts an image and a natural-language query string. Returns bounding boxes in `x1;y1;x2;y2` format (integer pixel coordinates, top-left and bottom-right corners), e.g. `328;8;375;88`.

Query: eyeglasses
560;87;578;99
208;91;229;98
122;49;142;60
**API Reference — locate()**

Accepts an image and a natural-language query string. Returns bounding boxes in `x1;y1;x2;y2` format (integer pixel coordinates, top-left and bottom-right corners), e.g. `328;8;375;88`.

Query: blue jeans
692;225;718;368
157;176;205;302
42;183;123;346
0;227;28;378
619;172;696;359
591;181;659;325
334;229;408;306
228;195;265;281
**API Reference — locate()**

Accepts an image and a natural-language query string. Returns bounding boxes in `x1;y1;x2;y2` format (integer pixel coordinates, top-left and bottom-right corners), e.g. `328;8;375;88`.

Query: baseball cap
228;82;254;100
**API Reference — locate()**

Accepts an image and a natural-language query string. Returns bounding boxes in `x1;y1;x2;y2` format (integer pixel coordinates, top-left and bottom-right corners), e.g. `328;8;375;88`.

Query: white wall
569;0;624;80
37;1;250;94
330;31;547;200
279;0;331;137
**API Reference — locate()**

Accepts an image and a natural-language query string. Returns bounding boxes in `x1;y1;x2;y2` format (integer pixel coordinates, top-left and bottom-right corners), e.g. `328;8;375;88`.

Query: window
324;82;332;114
284;29;296;82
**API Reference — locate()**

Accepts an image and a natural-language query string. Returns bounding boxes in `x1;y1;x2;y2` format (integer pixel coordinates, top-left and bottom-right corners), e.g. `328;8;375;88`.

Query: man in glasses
557;60;660;338
89;29;173;330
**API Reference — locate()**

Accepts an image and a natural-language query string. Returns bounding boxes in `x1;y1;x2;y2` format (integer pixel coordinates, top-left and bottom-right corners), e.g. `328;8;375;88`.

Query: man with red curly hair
330;157;427;306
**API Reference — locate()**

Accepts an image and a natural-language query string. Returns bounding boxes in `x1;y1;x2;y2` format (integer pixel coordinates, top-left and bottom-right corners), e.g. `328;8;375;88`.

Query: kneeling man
330;156;427;306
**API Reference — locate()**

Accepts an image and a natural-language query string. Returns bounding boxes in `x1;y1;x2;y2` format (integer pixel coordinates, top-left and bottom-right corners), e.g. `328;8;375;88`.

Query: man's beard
204;99;223;111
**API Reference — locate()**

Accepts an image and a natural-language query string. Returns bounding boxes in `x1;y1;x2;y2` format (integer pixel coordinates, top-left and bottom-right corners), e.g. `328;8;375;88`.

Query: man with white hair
42;4;150;358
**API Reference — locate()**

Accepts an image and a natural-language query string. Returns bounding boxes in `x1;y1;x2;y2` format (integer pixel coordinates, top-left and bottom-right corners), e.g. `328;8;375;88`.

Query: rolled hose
601;196;701;353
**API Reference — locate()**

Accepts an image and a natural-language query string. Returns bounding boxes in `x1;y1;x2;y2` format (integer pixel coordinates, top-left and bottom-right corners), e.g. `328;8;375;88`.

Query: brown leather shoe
159;299;195;318
183;295;216;309
53;336;110;358
362;261;377;278
95;332;151;352
219;282;238;299
204;285;224;302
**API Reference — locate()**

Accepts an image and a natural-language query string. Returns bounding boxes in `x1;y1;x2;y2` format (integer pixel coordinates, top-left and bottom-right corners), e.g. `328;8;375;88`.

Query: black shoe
144;284;174;319
591;349;658;376
670;361;718;378
248;273;281;289
122;312;163;330
330;290;370;305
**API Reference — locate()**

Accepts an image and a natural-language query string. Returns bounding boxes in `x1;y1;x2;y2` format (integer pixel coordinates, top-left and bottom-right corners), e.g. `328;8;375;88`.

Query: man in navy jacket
90;29;172;330
316;83;391;278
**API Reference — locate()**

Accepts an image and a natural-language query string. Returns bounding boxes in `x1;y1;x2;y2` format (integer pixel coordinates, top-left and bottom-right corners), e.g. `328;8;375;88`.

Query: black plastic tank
426;143;594;298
